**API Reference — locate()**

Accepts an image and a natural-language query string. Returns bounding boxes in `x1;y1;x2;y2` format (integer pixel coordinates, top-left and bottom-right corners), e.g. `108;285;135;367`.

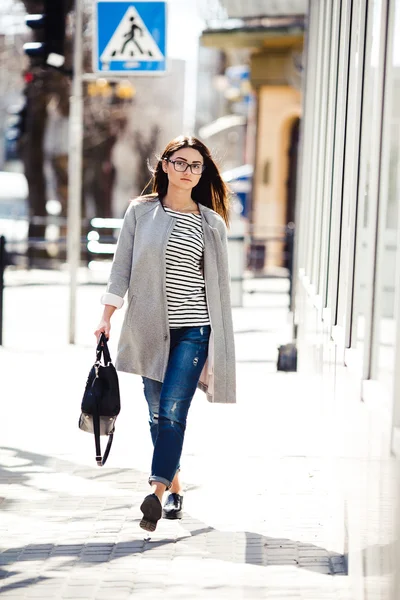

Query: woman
95;135;236;532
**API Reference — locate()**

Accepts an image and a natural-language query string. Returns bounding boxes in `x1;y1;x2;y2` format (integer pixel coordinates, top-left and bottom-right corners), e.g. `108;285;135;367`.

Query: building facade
294;0;400;598
199;5;306;270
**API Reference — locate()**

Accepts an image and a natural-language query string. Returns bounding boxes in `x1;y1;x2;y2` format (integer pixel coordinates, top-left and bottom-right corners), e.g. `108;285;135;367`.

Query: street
0;273;352;599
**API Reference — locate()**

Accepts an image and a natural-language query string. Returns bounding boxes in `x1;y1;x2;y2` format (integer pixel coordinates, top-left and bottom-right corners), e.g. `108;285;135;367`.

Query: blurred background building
0;0;307;273
196;0;306;272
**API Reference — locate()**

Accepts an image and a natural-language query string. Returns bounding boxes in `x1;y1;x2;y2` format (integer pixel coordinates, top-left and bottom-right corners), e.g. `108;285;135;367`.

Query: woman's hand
94;305;117;341
94;318;111;341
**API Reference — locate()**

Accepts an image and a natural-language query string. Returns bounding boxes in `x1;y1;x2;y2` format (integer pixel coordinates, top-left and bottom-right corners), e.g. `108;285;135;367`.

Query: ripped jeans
142;325;211;488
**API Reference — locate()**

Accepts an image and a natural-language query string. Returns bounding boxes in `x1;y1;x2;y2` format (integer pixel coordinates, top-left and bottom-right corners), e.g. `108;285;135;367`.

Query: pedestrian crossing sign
94;1;167;74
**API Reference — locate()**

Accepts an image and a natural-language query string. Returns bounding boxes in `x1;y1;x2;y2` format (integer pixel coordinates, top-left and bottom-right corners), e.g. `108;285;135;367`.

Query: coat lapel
153;198;174;227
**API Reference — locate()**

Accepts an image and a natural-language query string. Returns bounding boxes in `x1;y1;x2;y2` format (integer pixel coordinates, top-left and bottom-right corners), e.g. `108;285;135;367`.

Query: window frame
338;0;368;345
349;0;389;381
370;0;398;405
297;0;320;278
304;0;328;282
325;0;353;320
309;0;334;295
317;0;343;309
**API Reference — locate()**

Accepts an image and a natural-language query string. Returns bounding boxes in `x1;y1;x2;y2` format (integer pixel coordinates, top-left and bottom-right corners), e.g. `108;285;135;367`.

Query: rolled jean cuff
148;475;171;489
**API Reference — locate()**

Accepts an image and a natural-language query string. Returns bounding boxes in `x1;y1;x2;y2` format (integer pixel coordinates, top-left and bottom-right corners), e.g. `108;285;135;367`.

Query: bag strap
92;388;114;467
96;332;112;366
101;433;114;466
90;361;114;467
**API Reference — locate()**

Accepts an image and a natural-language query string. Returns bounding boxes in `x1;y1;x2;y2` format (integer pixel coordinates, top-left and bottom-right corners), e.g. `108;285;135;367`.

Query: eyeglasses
165;159;205;175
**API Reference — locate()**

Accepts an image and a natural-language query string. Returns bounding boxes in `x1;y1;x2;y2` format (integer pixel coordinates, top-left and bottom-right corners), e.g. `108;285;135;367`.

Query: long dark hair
150;135;230;225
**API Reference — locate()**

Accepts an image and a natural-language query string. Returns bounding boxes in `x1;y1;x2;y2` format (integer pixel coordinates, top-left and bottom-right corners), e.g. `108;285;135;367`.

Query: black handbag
79;333;121;466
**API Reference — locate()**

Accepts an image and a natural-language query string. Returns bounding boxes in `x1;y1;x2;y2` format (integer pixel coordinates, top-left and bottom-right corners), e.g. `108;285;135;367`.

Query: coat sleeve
101;203;136;308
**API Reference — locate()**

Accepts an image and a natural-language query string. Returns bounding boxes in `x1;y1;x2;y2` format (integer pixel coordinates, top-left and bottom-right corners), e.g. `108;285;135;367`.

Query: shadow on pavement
0;445;348;596
0;526;347;580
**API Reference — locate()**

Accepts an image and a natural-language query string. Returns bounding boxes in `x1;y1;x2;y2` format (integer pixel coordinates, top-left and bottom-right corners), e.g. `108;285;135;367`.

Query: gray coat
102;196;236;404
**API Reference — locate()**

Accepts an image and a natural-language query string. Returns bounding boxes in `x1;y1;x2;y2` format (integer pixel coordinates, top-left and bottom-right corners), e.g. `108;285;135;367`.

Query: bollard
0;235;5;346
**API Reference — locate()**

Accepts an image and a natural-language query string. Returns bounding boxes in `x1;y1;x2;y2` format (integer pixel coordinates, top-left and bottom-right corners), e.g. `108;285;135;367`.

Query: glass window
335;1;367;333
310;0;333;290
298;1;320;275
371;0;400;397
317;0;342;304
350;0;386;375
325;0;352;315
304;0;328;280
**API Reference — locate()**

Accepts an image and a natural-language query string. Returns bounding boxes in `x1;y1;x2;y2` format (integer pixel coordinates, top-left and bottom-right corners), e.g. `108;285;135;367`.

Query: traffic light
23;0;66;69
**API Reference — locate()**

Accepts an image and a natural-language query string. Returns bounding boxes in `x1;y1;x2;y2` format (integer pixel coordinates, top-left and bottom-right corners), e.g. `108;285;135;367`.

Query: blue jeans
142;325;211;488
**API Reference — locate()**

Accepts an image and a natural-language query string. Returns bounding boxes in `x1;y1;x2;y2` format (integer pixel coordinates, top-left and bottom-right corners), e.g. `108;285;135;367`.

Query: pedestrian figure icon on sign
101;5;164;65
115;16;145;57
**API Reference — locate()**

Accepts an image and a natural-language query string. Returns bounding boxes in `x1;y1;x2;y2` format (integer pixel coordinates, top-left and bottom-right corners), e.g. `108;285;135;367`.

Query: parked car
222;164;253;218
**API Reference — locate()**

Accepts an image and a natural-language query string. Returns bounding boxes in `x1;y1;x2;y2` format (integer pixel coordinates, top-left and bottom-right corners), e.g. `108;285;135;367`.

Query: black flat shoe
140;493;162;532
163;493;183;520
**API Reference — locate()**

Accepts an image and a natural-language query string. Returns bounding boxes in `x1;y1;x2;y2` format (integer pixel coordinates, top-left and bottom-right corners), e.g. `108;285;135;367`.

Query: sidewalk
0;271;352;599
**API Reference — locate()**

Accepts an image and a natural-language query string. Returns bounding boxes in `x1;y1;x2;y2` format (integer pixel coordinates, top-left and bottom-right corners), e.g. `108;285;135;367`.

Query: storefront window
372;0;400;396
350;0;385;365
335;0;366;328
318;0;341;304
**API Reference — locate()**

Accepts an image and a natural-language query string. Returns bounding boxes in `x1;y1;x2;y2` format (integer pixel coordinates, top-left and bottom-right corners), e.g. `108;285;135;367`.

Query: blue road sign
94;1;167;74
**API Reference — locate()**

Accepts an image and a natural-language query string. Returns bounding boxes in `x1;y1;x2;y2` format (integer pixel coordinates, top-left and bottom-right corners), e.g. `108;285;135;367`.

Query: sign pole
67;0;83;344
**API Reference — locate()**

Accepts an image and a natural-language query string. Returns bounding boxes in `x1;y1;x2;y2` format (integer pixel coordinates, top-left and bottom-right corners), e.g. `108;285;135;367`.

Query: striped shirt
164;206;210;328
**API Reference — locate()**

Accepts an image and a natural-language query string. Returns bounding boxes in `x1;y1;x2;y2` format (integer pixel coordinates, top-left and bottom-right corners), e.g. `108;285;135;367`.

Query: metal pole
287;223;295;312
67;0;83;344
0;236;5;346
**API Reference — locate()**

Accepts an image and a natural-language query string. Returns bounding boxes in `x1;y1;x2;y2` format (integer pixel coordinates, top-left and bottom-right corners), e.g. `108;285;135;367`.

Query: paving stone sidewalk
0;276;352;599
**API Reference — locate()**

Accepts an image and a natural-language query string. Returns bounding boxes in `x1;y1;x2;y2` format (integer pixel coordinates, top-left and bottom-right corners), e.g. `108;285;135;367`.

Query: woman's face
162;147;204;192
